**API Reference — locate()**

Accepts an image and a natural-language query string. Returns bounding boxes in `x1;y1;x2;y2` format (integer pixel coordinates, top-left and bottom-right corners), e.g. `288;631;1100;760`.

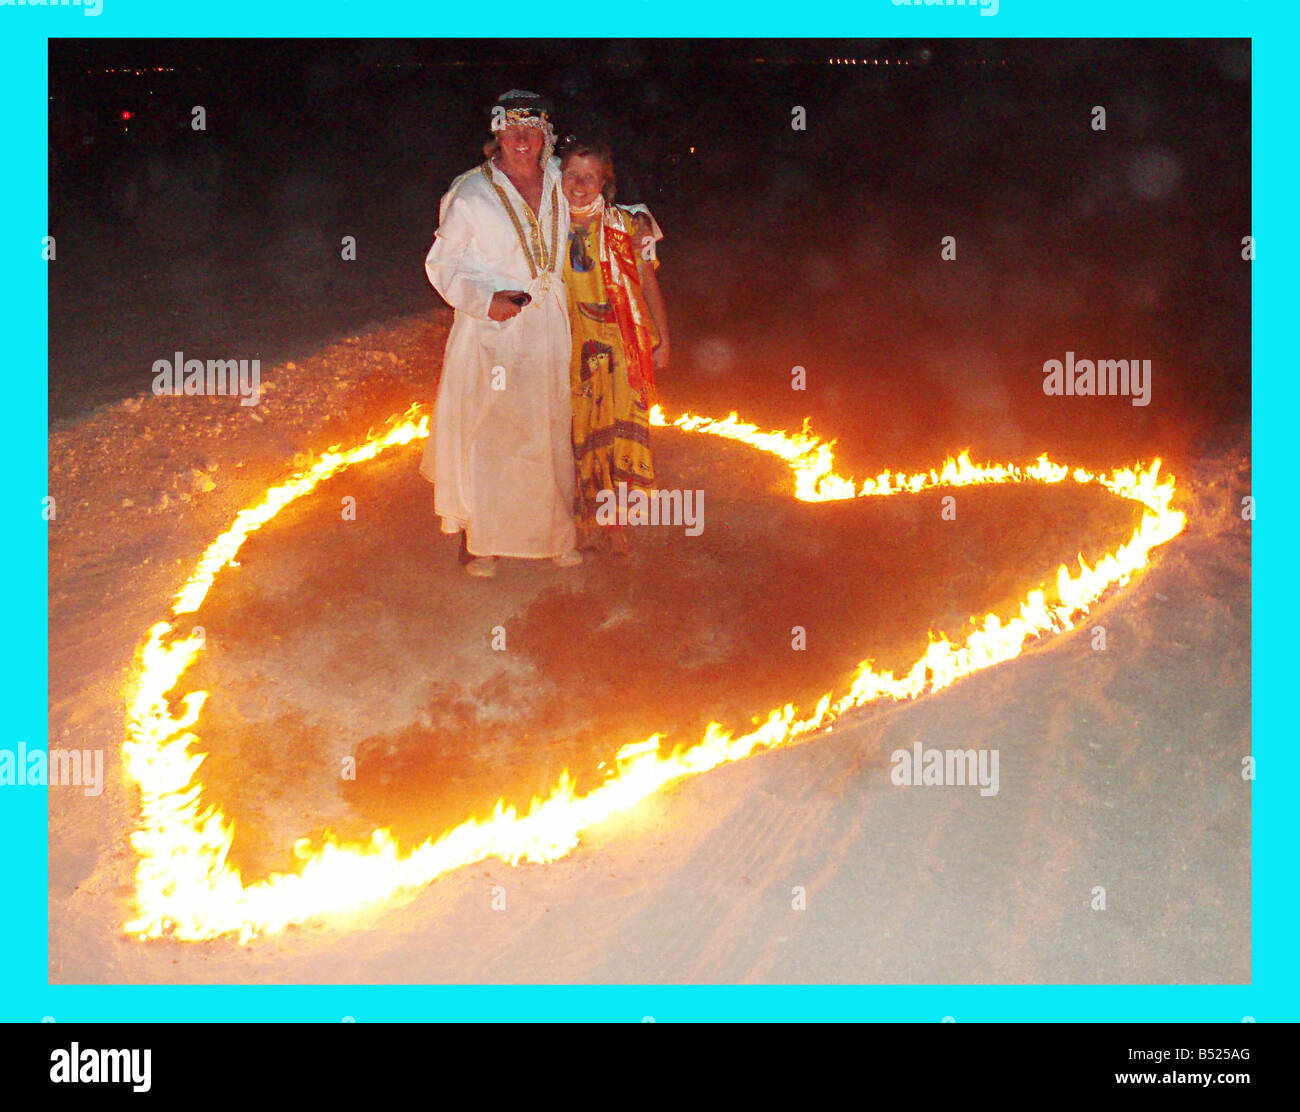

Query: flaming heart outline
121;403;1186;943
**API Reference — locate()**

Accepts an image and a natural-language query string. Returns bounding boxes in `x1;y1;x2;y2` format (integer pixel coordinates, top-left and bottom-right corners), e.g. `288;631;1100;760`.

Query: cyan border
8;0;1283;1021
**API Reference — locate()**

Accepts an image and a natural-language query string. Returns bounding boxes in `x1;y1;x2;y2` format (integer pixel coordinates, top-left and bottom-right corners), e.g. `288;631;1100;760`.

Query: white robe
420;159;576;558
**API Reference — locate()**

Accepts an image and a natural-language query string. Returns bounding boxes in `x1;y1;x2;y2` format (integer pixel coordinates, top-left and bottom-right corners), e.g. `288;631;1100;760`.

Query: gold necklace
482;162;559;279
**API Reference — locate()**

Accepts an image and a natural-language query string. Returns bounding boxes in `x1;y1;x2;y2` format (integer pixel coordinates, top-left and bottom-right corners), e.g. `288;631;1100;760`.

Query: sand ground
47;310;1250;984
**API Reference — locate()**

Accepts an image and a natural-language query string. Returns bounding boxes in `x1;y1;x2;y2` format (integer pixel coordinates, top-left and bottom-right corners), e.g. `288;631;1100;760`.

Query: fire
122;403;1186;942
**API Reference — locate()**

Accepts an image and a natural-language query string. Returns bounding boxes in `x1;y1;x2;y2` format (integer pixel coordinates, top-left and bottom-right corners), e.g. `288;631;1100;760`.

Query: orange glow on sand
122;403;1186;942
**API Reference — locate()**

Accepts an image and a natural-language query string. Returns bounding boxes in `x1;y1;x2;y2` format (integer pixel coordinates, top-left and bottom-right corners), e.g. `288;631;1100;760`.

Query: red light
120;110;132;120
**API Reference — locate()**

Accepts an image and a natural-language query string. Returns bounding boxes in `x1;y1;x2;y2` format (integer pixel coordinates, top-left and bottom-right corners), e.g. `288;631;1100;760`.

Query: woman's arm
633;215;671;369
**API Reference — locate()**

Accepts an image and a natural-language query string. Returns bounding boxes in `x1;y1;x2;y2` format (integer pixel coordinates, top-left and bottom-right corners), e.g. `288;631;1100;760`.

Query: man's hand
653;341;670;372
489;290;528;321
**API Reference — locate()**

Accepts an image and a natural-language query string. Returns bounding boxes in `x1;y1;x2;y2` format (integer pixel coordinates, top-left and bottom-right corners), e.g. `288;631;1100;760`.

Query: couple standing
419;89;671;578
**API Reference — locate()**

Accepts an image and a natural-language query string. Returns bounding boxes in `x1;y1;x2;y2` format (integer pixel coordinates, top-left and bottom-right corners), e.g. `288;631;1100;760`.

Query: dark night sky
49;38;1250;459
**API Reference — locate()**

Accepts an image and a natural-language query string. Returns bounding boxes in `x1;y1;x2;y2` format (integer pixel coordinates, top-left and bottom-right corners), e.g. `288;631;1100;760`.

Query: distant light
120;110;132;120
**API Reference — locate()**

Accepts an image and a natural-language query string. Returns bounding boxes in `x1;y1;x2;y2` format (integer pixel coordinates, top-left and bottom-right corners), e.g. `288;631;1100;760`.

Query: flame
122;402;1186;942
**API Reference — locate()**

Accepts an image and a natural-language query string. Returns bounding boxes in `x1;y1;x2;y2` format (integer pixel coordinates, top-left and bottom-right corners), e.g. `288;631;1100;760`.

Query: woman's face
562;155;606;210
498;124;543;173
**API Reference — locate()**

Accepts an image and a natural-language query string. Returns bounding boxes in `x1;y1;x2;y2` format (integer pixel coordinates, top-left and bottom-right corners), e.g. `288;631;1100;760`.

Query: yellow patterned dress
564;205;659;551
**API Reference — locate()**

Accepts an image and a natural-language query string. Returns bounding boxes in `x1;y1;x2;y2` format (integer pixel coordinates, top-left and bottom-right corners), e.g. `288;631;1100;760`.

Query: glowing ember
121;402;1186;942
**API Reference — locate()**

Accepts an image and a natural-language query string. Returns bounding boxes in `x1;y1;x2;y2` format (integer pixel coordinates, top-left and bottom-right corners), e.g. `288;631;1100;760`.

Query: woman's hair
559;137;617;204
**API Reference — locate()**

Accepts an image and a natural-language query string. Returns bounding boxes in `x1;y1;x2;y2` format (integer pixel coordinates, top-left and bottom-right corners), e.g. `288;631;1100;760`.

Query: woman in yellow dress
559;138;671;556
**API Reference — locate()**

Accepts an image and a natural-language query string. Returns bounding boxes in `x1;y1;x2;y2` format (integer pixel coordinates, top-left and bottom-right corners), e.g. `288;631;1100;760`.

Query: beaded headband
489;90;556;164
492;107;550;131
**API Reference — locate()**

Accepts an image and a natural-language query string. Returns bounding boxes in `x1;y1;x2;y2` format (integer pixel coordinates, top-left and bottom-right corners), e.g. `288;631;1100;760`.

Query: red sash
601;218;656;404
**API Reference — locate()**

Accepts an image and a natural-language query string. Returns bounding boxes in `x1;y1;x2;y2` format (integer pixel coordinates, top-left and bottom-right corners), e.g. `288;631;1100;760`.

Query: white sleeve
619;202;664;243
425;190;498;321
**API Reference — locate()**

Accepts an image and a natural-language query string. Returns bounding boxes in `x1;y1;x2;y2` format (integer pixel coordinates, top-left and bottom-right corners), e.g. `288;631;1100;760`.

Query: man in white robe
420;91;578;573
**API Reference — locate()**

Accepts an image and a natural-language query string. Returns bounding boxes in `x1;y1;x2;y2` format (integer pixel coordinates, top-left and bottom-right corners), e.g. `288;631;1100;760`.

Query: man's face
498;123;543;171
562;155;605;209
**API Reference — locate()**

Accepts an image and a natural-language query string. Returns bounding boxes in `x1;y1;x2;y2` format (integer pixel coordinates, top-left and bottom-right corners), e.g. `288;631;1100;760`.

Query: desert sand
47;310;1250;984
